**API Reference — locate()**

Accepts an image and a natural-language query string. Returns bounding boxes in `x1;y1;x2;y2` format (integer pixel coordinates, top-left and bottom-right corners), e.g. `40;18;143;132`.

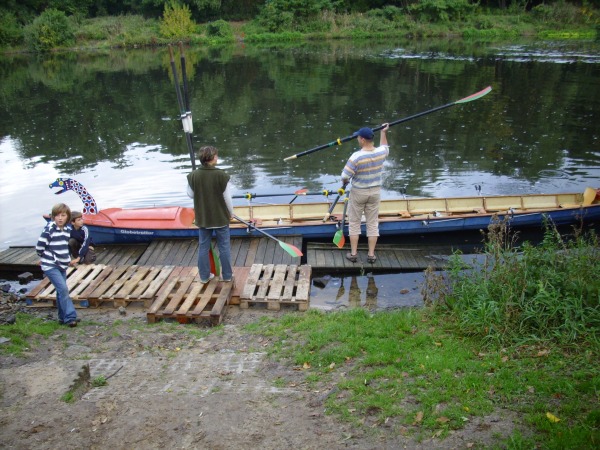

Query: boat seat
583;187;598;206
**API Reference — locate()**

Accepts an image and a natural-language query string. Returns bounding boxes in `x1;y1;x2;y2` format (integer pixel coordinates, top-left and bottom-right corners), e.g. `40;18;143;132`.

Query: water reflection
310;272;425;311
1;39;600;250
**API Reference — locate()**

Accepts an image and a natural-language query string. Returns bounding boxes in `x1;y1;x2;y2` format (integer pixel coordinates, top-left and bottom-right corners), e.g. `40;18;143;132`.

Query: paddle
168;44;196;170
232;214;303;257
283;86;492;161
333;195;348;249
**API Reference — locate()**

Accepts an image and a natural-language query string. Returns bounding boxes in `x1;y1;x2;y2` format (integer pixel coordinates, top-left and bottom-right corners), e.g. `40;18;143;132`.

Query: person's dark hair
199;146;218;166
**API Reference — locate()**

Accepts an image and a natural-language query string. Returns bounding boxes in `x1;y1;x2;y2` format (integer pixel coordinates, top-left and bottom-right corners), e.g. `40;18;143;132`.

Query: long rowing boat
46;178;600;245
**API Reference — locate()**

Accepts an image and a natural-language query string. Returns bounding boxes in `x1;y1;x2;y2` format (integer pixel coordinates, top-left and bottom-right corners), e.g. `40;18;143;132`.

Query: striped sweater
36;222;72;271
341;145;389;189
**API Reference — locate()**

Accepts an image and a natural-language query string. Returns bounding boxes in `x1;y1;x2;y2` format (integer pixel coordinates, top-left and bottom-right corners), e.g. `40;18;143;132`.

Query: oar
232;214;303;257
333;195;348;249
232;188;336;201
283;86;492;161
168;44;196;170
323;184;347;222
233;188;309;200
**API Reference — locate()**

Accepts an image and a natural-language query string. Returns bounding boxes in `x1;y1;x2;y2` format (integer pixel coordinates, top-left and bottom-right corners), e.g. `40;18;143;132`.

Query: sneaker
220;276;233;282
67;321;77;328
200;273;215;284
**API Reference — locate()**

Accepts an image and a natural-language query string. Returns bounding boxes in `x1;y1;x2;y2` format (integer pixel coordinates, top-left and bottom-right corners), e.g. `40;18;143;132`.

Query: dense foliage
427;223;600;347
0;1;598;50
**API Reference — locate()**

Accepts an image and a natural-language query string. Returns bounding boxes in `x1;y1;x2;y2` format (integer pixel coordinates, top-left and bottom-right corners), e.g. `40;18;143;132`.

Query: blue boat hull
85;204;600;245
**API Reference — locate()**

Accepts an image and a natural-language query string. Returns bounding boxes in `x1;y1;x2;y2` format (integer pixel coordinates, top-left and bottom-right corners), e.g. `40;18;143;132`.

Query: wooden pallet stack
26;264;176;308
146;267;233;325
240;264;311;311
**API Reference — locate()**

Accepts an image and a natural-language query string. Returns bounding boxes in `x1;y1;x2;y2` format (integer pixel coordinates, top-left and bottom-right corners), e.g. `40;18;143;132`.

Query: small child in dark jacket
69;211;96;264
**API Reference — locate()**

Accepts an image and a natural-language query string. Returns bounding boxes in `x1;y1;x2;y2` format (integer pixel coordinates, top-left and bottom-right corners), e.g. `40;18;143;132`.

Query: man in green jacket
187;146;234;283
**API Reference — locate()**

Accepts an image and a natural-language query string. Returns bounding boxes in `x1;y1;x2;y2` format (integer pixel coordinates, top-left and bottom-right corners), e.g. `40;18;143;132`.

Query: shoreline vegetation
0;1;598;54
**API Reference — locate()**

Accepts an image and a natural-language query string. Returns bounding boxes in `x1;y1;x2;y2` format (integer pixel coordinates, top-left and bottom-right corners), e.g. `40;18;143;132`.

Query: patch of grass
61;391;75;403
91;375;107;387
250;258;599;446
0;313;60;356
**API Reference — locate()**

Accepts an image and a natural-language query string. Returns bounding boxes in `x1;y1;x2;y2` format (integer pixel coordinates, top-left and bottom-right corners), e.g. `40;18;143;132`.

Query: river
1;38;599;308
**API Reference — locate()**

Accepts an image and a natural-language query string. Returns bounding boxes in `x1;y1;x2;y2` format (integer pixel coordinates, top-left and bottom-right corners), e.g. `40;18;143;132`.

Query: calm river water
1;38;599;308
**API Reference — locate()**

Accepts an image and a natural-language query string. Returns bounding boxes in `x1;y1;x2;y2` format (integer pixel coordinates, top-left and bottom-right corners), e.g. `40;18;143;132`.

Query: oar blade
279;241;303;257
455;86;492;104
333;230;345;249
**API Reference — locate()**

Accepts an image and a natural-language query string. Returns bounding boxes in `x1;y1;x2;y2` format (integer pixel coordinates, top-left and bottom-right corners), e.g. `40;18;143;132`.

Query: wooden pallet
25;264;176;308
240;264;311;311
146;267;233;325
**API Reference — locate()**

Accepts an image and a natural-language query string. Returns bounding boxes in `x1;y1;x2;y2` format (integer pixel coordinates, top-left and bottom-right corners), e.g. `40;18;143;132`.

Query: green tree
24;8;75;52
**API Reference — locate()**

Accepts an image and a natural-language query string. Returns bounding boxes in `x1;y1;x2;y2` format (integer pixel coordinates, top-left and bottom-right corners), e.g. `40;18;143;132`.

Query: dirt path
1;300;516;449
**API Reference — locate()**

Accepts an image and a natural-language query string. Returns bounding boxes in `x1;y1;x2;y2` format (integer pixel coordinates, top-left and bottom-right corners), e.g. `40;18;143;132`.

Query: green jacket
187;165;231;228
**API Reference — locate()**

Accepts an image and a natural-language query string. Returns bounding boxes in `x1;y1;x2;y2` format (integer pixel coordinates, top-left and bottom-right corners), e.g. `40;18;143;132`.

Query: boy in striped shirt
36;203;79;327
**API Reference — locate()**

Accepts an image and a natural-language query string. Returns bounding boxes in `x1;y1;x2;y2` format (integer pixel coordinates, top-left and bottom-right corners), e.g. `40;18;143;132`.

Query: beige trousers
347;186;380;237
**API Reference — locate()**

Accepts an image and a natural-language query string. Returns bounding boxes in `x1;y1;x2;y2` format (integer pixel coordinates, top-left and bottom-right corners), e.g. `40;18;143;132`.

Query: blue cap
355;127;374;140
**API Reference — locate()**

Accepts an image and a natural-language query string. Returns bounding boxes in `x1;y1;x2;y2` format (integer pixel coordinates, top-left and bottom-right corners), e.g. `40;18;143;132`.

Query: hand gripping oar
283;86;492;161
232;214;303;257
333;195;349;249
168;44;196;170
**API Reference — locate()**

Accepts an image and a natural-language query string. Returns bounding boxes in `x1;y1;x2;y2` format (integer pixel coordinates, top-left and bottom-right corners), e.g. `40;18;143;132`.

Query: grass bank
2;4;598;54
244;226;599;447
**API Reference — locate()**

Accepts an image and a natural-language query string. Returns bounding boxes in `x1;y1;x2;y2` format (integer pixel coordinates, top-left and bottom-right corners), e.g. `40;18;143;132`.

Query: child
69;211;96;264
36;203;79;327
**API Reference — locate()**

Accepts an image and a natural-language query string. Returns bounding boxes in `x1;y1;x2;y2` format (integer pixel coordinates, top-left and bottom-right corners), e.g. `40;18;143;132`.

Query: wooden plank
241;264;263;300
266;265;287;300
295;265;312;303
147;275;181;316
113;266;151;299
26;277;51;299
163;276;196;315
234;239;251;267
86;266;129;299
254;239;268;267
71;264;107;298
128;266;160;298
210;282;233;325
175;284;203;316
254;264;274;300
229;239;242;266
191;278;219;315
142;266;178;300
100;266;139;299
181;240;198;267
282;265;298;300
79;266;115;300
244;238;260;266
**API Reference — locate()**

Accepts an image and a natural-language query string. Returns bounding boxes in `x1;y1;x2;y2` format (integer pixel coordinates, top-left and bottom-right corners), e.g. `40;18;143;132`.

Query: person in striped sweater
36;203;79;327
341;123;390;264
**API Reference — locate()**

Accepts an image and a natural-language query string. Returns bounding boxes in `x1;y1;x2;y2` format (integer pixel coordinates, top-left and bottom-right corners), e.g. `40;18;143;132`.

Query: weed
91;376;107;387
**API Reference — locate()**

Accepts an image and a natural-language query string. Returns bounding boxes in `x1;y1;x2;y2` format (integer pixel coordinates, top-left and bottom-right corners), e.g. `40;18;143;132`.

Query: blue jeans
44;267;77;324
198;226;233;282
